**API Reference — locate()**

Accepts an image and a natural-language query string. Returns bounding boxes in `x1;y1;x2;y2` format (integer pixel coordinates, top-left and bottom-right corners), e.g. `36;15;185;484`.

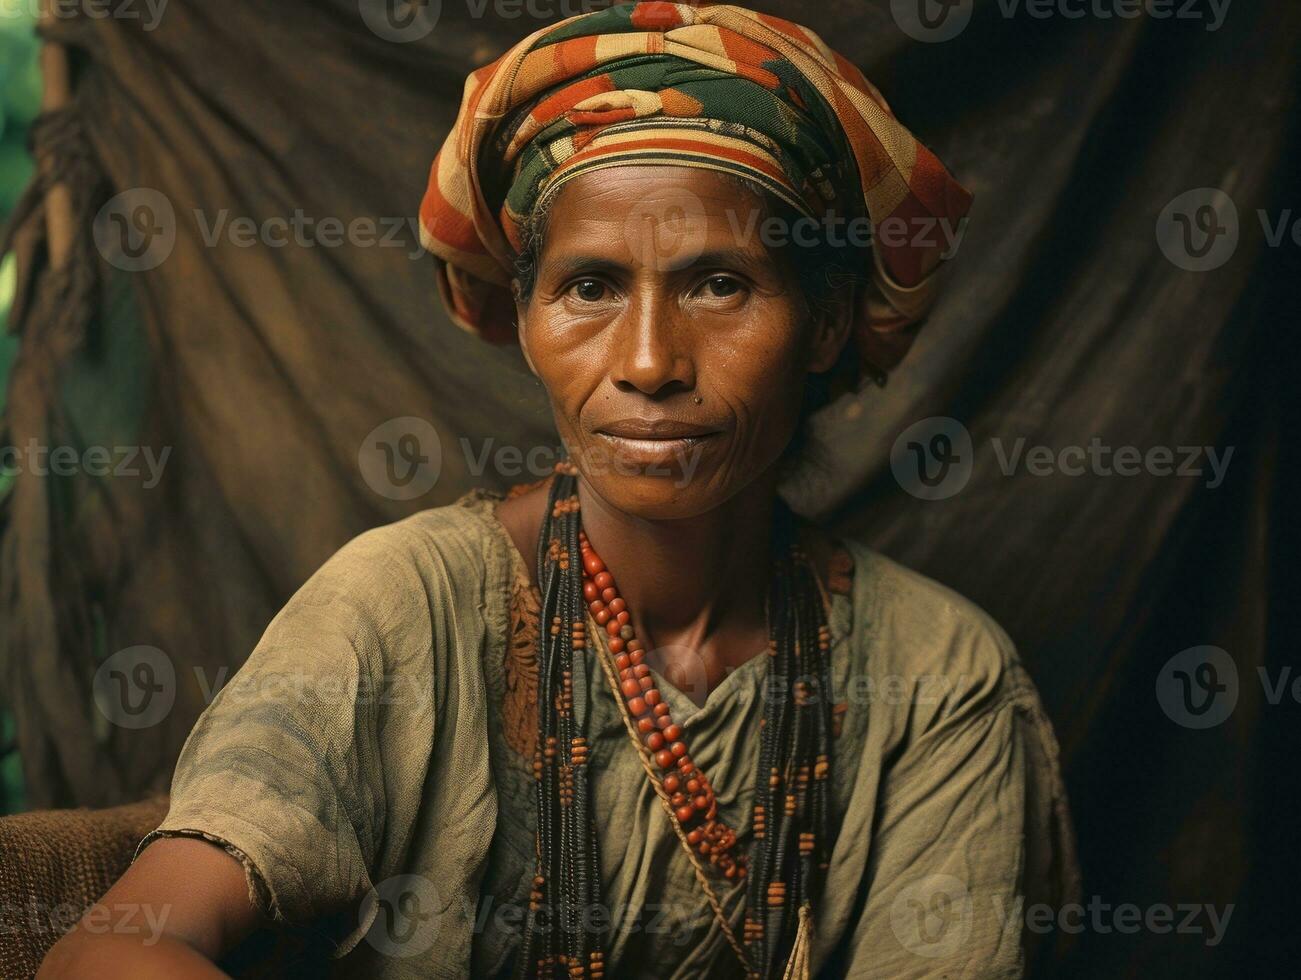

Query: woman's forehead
542;166;777;271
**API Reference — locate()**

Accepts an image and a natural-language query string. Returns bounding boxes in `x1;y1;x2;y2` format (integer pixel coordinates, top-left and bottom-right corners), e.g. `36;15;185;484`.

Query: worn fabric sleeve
838;619;1079;979
134;506;502;960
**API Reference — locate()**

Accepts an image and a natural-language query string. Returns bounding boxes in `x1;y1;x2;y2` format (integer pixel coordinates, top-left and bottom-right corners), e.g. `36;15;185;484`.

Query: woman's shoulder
341;487;507;559
282;490;517;634
829;534;1033;711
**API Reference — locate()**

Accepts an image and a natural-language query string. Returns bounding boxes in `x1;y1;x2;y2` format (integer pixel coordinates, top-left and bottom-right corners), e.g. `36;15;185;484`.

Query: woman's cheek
538;346;605;450
720;322;806;410
526;314;601;404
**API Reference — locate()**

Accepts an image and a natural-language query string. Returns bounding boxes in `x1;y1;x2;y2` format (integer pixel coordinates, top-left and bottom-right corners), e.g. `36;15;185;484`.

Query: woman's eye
571;278;606;302
701;275;742;298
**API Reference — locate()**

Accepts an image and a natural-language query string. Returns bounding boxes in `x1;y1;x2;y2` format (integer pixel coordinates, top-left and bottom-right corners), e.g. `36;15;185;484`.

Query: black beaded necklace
516;465;834;980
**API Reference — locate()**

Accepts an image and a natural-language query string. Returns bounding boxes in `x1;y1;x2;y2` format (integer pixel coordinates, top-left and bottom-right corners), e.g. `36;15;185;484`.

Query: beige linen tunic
139;491;1078;978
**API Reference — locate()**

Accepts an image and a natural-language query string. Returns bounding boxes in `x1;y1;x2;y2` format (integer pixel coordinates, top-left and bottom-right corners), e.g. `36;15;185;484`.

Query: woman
41;3;1076;978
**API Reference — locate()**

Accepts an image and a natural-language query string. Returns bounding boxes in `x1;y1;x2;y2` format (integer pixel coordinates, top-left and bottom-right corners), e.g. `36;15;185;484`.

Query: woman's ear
806;284;855;374
512;280;538;376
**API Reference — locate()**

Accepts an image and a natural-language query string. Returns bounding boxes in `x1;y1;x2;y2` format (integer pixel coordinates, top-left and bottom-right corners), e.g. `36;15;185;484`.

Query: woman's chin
580;470;728;522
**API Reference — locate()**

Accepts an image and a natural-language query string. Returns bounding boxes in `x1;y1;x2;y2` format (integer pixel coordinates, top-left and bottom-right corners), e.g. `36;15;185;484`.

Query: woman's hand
37;836;262;979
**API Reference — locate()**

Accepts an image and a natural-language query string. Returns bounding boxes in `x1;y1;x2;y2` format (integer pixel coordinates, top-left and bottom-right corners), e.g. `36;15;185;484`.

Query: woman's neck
496;469;794;703
575;472;778;671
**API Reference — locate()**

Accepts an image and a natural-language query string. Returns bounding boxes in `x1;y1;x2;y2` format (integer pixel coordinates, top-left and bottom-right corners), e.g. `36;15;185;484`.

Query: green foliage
0;2;37;813
1;2;39;340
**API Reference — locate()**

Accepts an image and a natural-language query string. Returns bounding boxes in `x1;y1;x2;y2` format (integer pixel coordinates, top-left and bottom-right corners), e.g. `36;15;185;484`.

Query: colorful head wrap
419;1;972;386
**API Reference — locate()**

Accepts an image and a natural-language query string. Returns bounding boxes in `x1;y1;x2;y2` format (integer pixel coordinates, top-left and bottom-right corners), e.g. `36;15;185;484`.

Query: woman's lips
592;419;722;471
593;433;716;471
596;418;721;439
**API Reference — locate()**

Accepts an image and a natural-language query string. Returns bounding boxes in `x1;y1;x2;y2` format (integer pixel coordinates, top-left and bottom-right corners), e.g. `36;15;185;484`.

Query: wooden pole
37;0;75;271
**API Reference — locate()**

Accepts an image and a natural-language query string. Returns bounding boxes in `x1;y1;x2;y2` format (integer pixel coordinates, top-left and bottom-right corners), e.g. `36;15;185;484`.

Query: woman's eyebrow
540;244;775;282
539;254;631;280
682;247;774;276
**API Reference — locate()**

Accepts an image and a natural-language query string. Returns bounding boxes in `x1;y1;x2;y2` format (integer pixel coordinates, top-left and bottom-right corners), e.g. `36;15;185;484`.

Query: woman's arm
38;837;263;979
37;508;495;976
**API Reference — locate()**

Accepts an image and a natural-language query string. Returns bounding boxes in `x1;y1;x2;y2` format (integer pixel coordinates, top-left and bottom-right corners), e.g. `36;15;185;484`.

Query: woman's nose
609;292;696;397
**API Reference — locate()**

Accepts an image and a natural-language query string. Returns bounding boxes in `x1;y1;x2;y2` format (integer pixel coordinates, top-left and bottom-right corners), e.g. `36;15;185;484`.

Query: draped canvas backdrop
1;1;1294;975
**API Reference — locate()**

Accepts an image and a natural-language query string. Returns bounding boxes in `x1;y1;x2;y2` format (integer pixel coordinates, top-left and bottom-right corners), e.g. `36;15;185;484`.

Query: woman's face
515;165;849;520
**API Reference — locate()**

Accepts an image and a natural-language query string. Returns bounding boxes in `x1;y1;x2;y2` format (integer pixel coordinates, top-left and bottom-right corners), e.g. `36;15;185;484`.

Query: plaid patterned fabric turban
419;1;972;385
